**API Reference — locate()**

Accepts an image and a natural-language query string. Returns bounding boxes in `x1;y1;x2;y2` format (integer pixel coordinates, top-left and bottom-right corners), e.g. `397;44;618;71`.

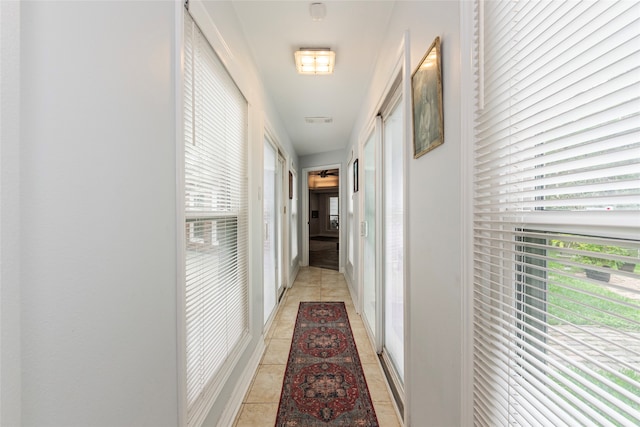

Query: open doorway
303;167;340;271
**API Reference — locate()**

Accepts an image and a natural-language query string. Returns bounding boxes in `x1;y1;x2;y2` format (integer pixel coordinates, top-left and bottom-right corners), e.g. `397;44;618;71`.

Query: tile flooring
232;267;402;427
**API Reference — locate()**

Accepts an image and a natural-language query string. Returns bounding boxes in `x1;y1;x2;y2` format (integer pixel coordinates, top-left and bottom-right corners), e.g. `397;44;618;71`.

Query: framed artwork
289;171;293;199
411;36;444;159
353;158;359;193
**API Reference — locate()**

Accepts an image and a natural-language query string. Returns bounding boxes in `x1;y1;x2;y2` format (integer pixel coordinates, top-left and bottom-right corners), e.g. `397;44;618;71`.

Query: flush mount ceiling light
294;48;335;75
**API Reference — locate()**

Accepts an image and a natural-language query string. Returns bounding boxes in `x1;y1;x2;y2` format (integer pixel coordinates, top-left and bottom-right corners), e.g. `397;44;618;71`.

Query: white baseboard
289;263;300;287
216;338;266;427
344;272;359;314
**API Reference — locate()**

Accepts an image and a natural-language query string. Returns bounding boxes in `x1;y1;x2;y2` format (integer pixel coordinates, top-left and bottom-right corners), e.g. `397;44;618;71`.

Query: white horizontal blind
473;1;640;425
329;196;339;216
329;196;339;230
183;12;248;427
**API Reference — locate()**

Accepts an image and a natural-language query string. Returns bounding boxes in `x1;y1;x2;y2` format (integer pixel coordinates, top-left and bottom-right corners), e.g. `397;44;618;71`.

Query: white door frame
359;119;383;354
277;152;287;296
301;163;342;269
263;127;289;305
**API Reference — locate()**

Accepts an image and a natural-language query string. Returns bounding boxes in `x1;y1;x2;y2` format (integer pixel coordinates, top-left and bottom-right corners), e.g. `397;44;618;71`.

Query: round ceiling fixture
310;3;326;21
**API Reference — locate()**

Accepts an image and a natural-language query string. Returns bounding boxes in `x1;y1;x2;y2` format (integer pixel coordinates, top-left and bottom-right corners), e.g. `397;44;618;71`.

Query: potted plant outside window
572;243;638;283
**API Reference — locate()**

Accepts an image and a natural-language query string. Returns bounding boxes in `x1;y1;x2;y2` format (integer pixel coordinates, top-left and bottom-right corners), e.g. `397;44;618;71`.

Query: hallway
308;237;340;271
233;267;401;426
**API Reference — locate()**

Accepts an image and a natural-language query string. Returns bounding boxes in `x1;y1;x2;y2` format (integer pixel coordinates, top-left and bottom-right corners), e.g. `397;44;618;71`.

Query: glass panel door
263;139;278;325
383;97;404;382
362;130;378;342
276;154;285;297
290;170;298;264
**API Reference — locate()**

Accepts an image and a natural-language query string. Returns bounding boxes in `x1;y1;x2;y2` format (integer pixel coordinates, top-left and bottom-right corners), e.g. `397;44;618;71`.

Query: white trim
345;268;356;303
357;35;409;145
373;115;383;354
175;3;188;426
288;167;300;286
380;350;405;421
301;163;342;268
247;103;261;342
215;338;266;427
399;30;411;425
376;52;407;413
278;151;288;295
345;155;356;283
289;262;300;288
0;1;21;425
358;124;374;342
188;1;252;102
262;131;287;325
358;122;375;318
459;0;475;424
263;120;291;291
263;295;278;335
188;333;251;427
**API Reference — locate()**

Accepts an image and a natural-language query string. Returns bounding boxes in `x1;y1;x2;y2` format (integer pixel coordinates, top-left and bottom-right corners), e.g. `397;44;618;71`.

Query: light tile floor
233;266;402;427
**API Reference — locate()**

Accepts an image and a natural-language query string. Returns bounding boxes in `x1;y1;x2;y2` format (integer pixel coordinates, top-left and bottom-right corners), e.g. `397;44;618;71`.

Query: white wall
19;2;179;425
299;149;346;171
14;1;301;425
347;2;462;425
1;1;22;425
12;1;300;425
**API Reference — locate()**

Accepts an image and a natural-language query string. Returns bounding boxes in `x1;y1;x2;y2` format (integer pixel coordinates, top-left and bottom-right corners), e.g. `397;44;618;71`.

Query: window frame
179;10;250;427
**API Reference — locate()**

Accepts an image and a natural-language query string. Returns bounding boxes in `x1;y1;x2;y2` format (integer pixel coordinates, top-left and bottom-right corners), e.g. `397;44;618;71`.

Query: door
263;138;284;325
361;126;381;348
276;154;286;297
382;94;404;383
361;88;405;398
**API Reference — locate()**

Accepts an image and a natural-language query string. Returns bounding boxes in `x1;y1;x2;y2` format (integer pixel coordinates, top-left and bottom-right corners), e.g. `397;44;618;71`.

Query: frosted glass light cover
294;50;335;75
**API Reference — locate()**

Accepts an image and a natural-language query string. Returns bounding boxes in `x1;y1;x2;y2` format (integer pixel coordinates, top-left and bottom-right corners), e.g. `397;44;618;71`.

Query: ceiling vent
305;116;333;124
310;3;326;21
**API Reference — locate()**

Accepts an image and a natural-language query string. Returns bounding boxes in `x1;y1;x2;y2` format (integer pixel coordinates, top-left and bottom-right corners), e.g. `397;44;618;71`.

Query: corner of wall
0;0;22;425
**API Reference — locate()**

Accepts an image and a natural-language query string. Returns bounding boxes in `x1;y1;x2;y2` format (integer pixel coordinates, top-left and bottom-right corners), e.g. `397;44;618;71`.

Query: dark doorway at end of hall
309;236;339;271
308;171;339;271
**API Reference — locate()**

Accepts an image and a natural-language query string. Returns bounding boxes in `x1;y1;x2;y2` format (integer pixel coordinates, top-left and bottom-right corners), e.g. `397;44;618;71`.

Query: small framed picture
289;171;293;199
412;36;444;158
353;159;359;193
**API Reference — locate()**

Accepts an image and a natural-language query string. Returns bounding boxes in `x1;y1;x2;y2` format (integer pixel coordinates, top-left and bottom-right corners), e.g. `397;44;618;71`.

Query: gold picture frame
411;37;444;158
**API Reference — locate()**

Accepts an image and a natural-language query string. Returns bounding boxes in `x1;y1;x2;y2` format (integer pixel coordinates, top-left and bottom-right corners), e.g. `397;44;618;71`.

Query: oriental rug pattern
275;302;378;426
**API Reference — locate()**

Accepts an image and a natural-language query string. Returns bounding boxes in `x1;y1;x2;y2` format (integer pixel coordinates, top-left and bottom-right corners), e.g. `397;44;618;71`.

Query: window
183;12;248;427
472;1;640;424
329;196;339;230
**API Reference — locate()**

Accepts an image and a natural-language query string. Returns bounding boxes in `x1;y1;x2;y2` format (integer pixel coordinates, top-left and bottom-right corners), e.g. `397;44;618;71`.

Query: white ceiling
231;1;396;156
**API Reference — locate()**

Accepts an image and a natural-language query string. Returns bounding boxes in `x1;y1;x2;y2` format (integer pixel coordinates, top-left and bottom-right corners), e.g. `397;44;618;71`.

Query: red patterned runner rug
275;302;379;426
